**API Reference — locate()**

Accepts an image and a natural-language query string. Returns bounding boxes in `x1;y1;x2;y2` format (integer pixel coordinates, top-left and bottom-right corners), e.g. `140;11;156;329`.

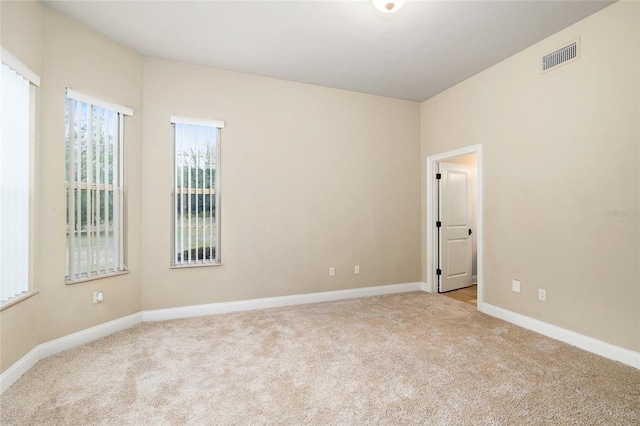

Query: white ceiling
43;0;614;102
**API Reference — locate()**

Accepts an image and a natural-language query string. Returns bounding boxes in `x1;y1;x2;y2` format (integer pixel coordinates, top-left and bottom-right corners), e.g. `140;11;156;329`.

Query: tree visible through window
65;90;131;282
172;117;223;266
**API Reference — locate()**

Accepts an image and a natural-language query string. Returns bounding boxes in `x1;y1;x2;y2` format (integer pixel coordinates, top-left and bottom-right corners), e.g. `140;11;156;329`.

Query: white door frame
425;144;483;310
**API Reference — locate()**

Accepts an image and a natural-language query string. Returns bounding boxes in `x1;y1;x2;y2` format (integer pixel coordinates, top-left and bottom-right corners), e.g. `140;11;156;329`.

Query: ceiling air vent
542;39;579;72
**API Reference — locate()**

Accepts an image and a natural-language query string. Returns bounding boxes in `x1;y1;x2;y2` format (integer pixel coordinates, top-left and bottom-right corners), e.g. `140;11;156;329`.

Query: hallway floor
442;284;477;307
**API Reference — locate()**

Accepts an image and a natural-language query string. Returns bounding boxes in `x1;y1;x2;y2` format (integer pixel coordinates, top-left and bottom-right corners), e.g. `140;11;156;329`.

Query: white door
438;162;473;292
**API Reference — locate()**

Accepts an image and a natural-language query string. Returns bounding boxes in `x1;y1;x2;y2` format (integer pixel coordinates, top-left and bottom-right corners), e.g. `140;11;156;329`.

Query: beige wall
446;154;475;168
141;58;422;310
0;0;43;372
1;2;144;372
1;3;420;375
0;0;43;74
37;8;143;343
1;0;637;378
421;1;640;351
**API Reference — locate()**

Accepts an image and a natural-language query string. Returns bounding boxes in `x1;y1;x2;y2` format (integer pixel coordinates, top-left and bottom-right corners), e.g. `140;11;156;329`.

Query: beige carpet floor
1;292;639;425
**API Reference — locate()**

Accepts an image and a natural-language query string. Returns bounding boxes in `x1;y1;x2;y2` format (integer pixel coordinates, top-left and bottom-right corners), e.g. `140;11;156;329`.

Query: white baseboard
143;282;424;322
0;346;40;394
421;281;435;293
5;289;637;395
482;303;640;369
38;313;142;359
1;282;424;393
0;313;142;394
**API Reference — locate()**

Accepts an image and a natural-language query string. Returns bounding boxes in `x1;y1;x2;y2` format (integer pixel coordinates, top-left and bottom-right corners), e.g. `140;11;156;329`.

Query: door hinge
436;268;442;276
436;221;442;228
436;173;441;180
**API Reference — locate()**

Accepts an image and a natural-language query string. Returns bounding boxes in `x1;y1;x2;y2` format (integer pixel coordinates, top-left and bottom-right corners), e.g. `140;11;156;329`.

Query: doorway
426;144;483;310
437;159;475;293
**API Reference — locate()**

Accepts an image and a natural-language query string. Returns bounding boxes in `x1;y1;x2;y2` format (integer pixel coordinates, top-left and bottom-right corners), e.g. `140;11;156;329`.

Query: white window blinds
171;116;223;266
0;61;34;303
65;90;132;282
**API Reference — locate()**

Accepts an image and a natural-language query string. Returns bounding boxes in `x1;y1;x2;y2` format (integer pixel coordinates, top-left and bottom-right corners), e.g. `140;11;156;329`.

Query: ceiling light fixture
372;0;406;13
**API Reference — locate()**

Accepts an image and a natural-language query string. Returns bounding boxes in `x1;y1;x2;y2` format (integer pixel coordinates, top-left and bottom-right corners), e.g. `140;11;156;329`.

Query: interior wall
0;1;145;374
421;1;639;351
0;0;44;373
0;2;420;375
141;58;422;310
36;8;143;343
2;0;636;381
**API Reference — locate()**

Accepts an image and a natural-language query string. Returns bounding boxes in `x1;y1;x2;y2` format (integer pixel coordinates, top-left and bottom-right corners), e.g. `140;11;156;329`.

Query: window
65;89;132;283
171;116;223;266
0;49;39;305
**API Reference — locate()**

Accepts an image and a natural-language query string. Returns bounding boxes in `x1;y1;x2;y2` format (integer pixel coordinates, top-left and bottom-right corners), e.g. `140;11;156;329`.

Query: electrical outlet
538;288;546;301
512;279;521;293
329;267;335;276
93;290;104;304
354;265;360;274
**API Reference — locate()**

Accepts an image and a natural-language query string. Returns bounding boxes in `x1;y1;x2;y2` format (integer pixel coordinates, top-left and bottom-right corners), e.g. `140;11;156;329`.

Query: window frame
170;115;224;268
64;88;133;284
0;49;40;309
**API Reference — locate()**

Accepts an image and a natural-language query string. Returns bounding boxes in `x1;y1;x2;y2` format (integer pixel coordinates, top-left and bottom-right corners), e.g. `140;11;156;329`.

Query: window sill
66;269;130;285
170;263;222;270
0;289;40;312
